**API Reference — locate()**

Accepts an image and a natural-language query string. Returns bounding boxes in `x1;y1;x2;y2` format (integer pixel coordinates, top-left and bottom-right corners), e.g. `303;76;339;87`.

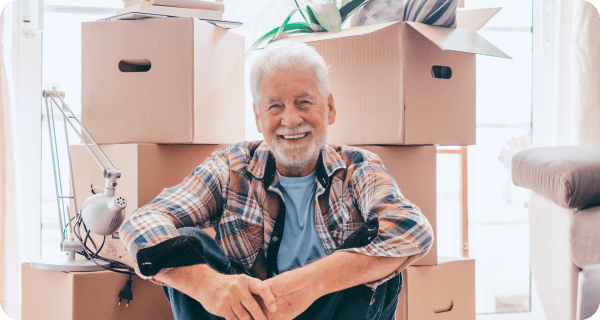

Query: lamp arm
43;88;116;173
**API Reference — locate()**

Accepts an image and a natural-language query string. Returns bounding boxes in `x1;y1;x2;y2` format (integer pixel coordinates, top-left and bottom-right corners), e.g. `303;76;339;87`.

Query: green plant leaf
308;2;342;33
273;8;301;41
339;0;370;22
306;5;319;25
285;22;320;32
247;24;281;55
294;0;309;23
340;0;353;7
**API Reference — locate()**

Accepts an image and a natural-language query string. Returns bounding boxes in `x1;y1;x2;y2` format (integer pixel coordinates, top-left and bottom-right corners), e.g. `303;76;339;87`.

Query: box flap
457;7;502;31
406;21;511;58
289;21;399;43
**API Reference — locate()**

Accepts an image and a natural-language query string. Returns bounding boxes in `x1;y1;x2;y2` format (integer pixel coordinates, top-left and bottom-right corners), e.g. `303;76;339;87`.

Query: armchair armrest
512;146;600;210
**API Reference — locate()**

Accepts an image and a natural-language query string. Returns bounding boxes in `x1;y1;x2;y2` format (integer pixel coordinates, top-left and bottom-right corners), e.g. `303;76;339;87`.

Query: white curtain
0;2;23;319
552;0;600;145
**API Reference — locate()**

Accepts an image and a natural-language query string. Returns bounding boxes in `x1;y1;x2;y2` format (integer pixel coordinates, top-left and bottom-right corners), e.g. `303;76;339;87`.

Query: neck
276;161;317;177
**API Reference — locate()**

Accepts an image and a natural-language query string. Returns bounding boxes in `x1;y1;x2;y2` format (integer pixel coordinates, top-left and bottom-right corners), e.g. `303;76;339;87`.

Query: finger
240;291;268;320
223;308;239;320
231;301;252;320
248;279;277;313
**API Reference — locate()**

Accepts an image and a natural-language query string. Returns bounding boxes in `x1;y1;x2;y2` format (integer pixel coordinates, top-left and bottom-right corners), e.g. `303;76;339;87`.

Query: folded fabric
351;0;458;28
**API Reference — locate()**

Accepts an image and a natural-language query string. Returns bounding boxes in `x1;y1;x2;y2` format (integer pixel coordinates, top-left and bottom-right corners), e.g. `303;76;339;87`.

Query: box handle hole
119;59;151;72
431;65;452;79
433;298;453;314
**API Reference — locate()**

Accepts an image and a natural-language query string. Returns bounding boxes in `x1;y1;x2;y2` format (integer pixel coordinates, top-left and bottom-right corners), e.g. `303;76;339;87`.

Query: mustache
274;123;314;135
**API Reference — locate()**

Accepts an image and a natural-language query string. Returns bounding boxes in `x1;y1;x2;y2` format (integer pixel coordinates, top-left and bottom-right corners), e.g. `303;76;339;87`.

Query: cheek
260;118;279;135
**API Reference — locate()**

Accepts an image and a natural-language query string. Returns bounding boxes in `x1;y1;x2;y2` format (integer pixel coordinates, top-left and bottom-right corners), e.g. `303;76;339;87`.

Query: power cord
118;274;133;307
71;210;136;306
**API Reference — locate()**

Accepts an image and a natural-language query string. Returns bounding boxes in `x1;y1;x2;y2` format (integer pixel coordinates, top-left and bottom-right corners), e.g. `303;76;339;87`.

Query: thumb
248;279;277;313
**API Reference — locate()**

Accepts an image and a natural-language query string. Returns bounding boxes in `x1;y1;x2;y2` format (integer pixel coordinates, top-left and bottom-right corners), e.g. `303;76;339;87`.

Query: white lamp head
81;193;127;236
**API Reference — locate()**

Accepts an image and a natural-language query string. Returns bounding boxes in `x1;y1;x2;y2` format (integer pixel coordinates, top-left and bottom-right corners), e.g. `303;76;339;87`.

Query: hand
197;272;277;320
256;276;319;320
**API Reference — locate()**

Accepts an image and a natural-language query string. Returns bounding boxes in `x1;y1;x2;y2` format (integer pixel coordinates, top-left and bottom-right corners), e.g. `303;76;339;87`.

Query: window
435;0;533;314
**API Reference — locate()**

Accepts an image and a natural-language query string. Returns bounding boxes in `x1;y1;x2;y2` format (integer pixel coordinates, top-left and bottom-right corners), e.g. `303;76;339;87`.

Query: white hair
250;40;330;105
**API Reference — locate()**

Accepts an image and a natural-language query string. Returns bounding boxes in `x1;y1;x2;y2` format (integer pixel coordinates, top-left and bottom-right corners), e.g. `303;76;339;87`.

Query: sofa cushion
571;205;600;269
512;146;600;210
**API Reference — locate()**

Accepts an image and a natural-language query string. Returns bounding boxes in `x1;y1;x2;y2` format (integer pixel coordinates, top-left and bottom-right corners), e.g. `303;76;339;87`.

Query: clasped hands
196;271;318;320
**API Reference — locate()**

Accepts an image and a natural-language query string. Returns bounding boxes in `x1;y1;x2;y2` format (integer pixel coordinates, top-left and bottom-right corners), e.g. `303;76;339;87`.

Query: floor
476;275;546;320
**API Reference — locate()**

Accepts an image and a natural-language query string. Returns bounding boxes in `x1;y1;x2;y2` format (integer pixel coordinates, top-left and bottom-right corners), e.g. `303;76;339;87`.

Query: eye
269;104;281;109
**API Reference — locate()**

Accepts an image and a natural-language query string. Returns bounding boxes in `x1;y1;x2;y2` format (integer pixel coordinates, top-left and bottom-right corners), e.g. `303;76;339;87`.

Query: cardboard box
124;0;225;12
21;263;174;320
397;257;475;320
70;144;224;267
290;8;509;146
359;145;437;266
117;4;224;20
82;17;244;144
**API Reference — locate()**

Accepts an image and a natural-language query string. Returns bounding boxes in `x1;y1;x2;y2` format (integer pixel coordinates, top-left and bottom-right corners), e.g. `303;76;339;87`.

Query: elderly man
120;40;434;320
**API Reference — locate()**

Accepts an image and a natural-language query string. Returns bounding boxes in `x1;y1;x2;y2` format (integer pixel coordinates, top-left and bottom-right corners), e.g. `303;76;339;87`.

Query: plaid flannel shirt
120;141;434;296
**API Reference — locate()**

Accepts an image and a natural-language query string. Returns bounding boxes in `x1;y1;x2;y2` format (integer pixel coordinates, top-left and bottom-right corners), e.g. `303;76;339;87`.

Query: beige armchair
512;146;600;320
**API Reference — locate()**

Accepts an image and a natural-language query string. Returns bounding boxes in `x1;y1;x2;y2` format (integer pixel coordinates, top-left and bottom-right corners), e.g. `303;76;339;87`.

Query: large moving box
397;257;476;320
70;144;224;267
290;9;510;146
81;17;244;144
360;145;437;266
21;263;174;320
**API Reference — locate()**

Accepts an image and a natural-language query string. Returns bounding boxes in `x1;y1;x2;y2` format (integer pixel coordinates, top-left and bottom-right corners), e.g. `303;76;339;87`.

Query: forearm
154;264;217;299
267;251;408;300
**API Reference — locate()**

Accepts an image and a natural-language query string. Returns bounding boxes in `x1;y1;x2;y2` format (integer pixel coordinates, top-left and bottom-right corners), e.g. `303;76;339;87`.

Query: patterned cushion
351;0;458;28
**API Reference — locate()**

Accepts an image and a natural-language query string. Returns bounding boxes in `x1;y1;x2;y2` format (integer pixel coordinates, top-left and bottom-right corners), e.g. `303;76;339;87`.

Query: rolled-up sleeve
337;156;434;288
119;148;230;280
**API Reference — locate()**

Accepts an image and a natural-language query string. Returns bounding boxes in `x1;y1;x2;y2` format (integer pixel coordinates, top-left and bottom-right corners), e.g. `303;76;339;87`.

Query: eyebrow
295;92;315;100
266;97;281;105
263;92;315;106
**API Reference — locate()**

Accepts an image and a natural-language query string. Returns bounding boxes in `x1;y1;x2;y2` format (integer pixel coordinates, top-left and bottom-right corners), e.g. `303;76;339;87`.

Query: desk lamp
31;88;128;272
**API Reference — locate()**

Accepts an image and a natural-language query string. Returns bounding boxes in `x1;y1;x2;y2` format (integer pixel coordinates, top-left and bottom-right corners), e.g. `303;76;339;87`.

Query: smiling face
253;68;336;177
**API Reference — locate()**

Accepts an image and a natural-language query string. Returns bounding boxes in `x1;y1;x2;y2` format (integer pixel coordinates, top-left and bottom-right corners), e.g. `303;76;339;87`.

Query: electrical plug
118;277;133;307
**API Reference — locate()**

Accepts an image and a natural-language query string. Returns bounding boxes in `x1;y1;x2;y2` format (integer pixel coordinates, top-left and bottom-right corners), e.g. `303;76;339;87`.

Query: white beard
261;117;328;172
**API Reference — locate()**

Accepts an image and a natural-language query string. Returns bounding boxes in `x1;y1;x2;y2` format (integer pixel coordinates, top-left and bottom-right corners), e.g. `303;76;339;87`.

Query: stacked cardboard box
21;17;243;320
119;0;225;20
21;263;175;320
287;7;509;320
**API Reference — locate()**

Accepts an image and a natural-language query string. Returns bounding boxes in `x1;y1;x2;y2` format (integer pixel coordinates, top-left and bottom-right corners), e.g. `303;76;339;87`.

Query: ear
253;103;262;133
327;93;336;125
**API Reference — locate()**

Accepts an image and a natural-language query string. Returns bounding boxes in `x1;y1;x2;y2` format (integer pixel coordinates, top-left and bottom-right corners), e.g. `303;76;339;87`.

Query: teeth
282;133;308;140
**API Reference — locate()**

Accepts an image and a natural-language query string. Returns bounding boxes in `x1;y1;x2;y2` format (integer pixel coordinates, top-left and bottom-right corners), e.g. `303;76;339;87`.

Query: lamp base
31;255;110;272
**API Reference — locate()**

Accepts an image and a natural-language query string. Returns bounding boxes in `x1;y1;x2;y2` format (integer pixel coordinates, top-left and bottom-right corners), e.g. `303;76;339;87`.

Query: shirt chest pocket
323;197;364;247
216;195;264;269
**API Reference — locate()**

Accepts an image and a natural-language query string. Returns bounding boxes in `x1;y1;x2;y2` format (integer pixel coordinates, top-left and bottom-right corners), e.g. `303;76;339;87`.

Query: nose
280;106;303;129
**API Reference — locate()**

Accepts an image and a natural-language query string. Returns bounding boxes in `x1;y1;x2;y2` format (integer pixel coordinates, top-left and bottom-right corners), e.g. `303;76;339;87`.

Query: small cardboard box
70;144;224;267
397;257;476;320
116;4;224;20
81;17;244;144
21;263;174;320
359;145;437;266
290;8;510;146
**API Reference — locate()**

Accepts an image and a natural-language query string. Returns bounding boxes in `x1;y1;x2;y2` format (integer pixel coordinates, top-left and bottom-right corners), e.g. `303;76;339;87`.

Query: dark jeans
162;227;403;320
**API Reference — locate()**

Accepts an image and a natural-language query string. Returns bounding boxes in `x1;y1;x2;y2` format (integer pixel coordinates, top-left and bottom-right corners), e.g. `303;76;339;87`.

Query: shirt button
272;236;279;242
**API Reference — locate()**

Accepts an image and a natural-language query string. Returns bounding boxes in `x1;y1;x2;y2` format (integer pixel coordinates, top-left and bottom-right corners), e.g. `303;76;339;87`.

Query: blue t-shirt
274;171;327;274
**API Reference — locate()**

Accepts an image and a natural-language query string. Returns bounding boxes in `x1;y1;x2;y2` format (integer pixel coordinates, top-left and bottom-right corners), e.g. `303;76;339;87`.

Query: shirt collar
247;141;347;187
